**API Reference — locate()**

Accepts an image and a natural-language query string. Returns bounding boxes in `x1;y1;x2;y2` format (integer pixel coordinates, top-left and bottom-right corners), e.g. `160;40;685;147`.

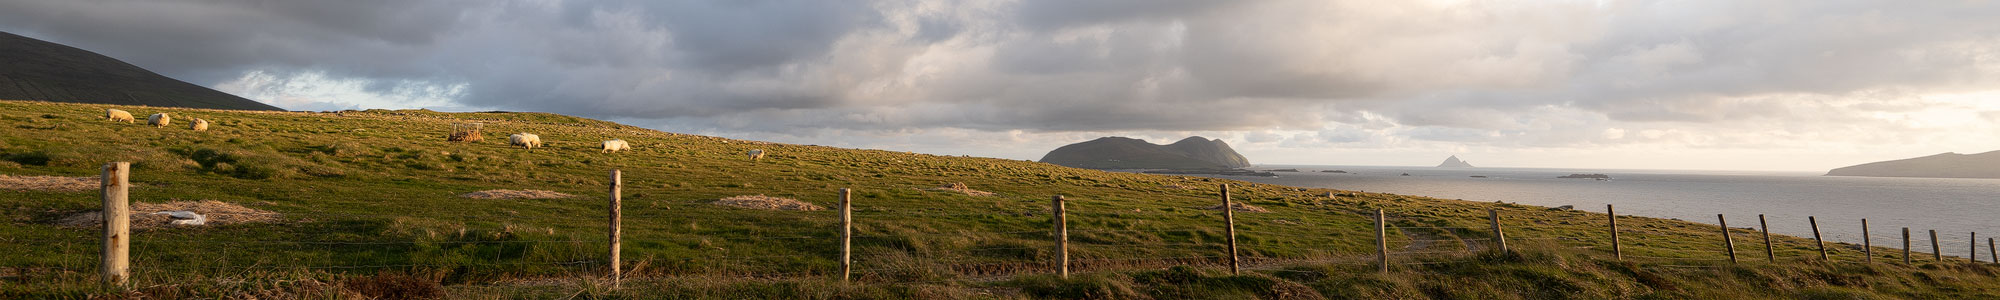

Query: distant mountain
1437;155;1474;168
1826;151;2000;179
1039;136;1251;169
0;31;282;111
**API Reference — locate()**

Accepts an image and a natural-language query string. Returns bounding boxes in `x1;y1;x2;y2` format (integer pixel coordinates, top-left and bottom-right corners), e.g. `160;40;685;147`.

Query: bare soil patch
0;174;95;192
1205;203;1270;213
460;189;574;199
57;200;280;230
930;182;995;196
712;195;825;211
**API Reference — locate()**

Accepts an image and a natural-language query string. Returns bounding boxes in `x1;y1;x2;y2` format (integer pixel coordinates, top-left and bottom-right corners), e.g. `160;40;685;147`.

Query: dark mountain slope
0;31;282;111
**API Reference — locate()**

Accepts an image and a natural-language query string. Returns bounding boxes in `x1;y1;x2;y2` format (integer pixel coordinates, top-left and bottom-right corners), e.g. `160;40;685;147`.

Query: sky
4;0;2000;172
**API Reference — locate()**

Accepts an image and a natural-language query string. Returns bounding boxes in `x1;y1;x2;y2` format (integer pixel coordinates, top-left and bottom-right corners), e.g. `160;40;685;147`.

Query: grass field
3;99;1999;299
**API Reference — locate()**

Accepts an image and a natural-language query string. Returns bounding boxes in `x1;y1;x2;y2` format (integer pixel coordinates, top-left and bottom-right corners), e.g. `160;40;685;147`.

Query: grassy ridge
1;99;1997;299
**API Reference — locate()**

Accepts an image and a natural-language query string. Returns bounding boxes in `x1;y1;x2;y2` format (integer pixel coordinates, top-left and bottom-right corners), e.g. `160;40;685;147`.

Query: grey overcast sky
4;0;2000;172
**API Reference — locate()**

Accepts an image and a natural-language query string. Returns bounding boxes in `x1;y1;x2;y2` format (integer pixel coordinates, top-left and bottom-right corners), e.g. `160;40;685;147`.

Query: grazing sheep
106;109;135;123
509;133;542;149
746;149;765;160
147;113;171;127
189;118;209;131
601;139;630;153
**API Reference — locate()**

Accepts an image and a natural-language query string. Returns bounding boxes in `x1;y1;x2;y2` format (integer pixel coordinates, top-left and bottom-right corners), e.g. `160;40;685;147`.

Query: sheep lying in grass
601;139;630;153
747;149;765;161
509;133;542;149
147;113;171;127
189;118;209;131
106;109;134;123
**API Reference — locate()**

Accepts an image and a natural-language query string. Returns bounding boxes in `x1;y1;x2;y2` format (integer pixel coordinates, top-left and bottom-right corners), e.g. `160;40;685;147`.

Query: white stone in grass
153;211;207;226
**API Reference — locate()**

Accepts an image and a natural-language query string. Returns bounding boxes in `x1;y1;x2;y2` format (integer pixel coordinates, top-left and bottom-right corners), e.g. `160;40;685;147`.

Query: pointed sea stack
1437;155;1474;168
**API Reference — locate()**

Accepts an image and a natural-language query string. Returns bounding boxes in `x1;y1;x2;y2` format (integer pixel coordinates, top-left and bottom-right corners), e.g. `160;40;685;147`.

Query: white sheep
147;113;171;127
601;139;630;153
509;133;542;149
189;118;209;131
106;109;134;123
747;149;765;160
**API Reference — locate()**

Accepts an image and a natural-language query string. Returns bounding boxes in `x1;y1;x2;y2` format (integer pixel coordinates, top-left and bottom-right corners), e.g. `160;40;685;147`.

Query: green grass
2;99;1998;299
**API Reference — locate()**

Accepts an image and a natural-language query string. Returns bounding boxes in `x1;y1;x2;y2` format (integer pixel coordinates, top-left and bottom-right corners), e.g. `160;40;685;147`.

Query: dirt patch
712;195;825;211
1205;203;1271;213
56;200;280;230
0;174;96;192
930;182;995;196
459;189;574;199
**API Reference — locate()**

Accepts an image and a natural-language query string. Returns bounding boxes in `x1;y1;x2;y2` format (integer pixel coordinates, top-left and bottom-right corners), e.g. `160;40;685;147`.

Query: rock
1549;205;1574;211
1437;155;1474;168
153;211;206;226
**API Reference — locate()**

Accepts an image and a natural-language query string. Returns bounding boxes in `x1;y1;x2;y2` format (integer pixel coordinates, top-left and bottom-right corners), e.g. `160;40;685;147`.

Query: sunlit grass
2;99;1996;298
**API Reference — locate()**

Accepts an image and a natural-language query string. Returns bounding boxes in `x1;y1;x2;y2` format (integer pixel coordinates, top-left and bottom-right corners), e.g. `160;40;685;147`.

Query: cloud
4;0;2000;170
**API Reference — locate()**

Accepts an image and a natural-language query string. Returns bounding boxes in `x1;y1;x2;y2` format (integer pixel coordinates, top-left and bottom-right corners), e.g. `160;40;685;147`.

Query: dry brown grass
930;182;995;196
56;200;280;229
711;195;825;211
0;174;95;192
459;189;573;199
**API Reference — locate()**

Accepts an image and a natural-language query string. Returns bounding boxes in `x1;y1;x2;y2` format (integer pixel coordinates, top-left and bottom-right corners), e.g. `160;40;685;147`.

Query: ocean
1200;165;2000;259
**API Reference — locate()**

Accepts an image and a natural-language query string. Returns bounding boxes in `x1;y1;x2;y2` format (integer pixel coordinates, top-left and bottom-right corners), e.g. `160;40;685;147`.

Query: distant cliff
1826;151;2000;179
1039;136;1252;170
1437;155;1474;168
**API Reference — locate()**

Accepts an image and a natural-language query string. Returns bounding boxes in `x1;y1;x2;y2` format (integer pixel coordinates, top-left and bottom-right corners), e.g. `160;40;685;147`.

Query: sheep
747;149;765;161
601;139;630;153
147;113;171;127
106;109;134;123
189;118;209;131
509;133;542;149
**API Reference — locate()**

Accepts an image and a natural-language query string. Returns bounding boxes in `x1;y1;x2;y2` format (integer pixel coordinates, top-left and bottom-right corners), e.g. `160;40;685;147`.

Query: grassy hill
2;99;1998;299
0;32;284;111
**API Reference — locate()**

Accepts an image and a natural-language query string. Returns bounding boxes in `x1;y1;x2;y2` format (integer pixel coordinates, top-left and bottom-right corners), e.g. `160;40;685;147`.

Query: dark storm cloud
2;0;1998;145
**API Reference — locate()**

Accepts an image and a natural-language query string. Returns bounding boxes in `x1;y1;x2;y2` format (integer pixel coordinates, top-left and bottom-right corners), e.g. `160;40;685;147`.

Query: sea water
1200;165;2000;260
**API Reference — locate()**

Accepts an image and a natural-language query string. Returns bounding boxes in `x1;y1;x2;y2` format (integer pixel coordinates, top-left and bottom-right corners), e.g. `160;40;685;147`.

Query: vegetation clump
55;200;279;229
931;182;996;196
712;195;825;211
0;174;95;191
458;189;574;199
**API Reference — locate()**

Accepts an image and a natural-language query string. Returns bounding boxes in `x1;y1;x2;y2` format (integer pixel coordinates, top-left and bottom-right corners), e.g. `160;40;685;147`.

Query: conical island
1438;155;1474;168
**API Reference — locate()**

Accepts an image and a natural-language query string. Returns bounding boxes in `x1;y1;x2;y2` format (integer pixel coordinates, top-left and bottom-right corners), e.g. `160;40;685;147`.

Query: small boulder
152;211;207;226
1549;205;1574;211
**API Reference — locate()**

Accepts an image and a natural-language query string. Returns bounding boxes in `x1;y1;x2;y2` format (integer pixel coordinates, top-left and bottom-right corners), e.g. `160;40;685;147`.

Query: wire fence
12;165;1998;288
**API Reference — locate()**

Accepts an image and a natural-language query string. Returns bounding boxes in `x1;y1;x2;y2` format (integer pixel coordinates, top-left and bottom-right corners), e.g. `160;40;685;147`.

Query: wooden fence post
1972;232;1979;263
608;169;621;287
1760;214;1774;263
1931;230;1942;262
1221;184;1239;275
840;188;852;283
1989;238;1996;264
1608;205;1621;261
1810;216;1826;261
1489;209;1508;253
101;162;130;287
1376;209;1388;273
1862;219;1872;264
1719;214;1737;264
1053;195;1068;279
1903;228;1912;265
